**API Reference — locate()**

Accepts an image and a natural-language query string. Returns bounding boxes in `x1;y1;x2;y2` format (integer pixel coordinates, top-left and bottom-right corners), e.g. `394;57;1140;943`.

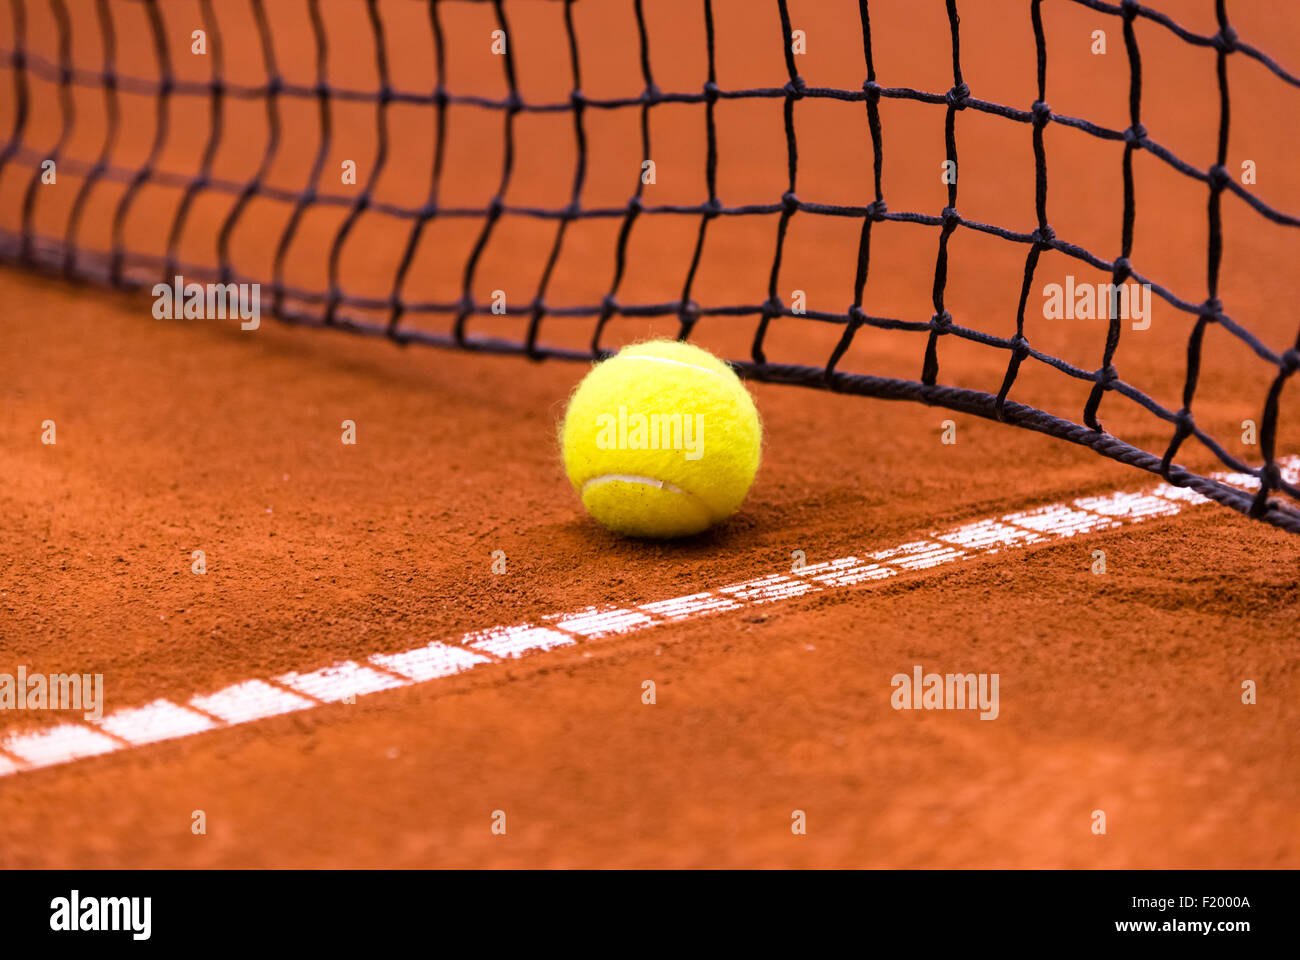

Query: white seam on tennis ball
620;355;728;378
582;474;685;496
581;473;716;520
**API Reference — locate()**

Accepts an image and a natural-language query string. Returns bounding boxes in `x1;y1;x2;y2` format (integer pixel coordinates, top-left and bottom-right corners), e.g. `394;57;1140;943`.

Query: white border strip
0;458;1294;779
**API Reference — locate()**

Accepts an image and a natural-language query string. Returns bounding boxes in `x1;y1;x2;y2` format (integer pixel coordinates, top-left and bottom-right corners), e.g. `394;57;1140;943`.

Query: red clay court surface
0;0;1298;867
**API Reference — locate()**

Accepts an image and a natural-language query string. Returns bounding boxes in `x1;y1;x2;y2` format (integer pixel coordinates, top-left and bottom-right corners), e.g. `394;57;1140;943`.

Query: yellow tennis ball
561;340;762;538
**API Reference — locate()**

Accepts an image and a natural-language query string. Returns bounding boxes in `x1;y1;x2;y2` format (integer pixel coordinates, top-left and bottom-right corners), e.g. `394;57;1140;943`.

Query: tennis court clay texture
1;0;1298;867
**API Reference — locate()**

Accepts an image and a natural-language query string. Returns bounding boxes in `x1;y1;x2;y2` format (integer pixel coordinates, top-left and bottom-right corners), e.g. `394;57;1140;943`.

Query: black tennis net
2;0;1299;532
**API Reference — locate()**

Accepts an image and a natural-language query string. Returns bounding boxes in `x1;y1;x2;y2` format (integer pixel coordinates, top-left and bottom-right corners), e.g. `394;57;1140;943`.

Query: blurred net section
1;0;1299;531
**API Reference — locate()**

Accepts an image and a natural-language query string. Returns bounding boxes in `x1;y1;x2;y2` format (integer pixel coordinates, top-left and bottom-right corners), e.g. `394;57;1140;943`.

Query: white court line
466;625;575;658
95;699;218;745
189;679;315;724
1;724;121;769
277;661;408;703
370;642;491;681
0;457;1294;780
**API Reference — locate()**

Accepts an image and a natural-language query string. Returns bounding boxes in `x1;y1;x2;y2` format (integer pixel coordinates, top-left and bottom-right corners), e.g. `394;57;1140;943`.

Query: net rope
2;0;1299;531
